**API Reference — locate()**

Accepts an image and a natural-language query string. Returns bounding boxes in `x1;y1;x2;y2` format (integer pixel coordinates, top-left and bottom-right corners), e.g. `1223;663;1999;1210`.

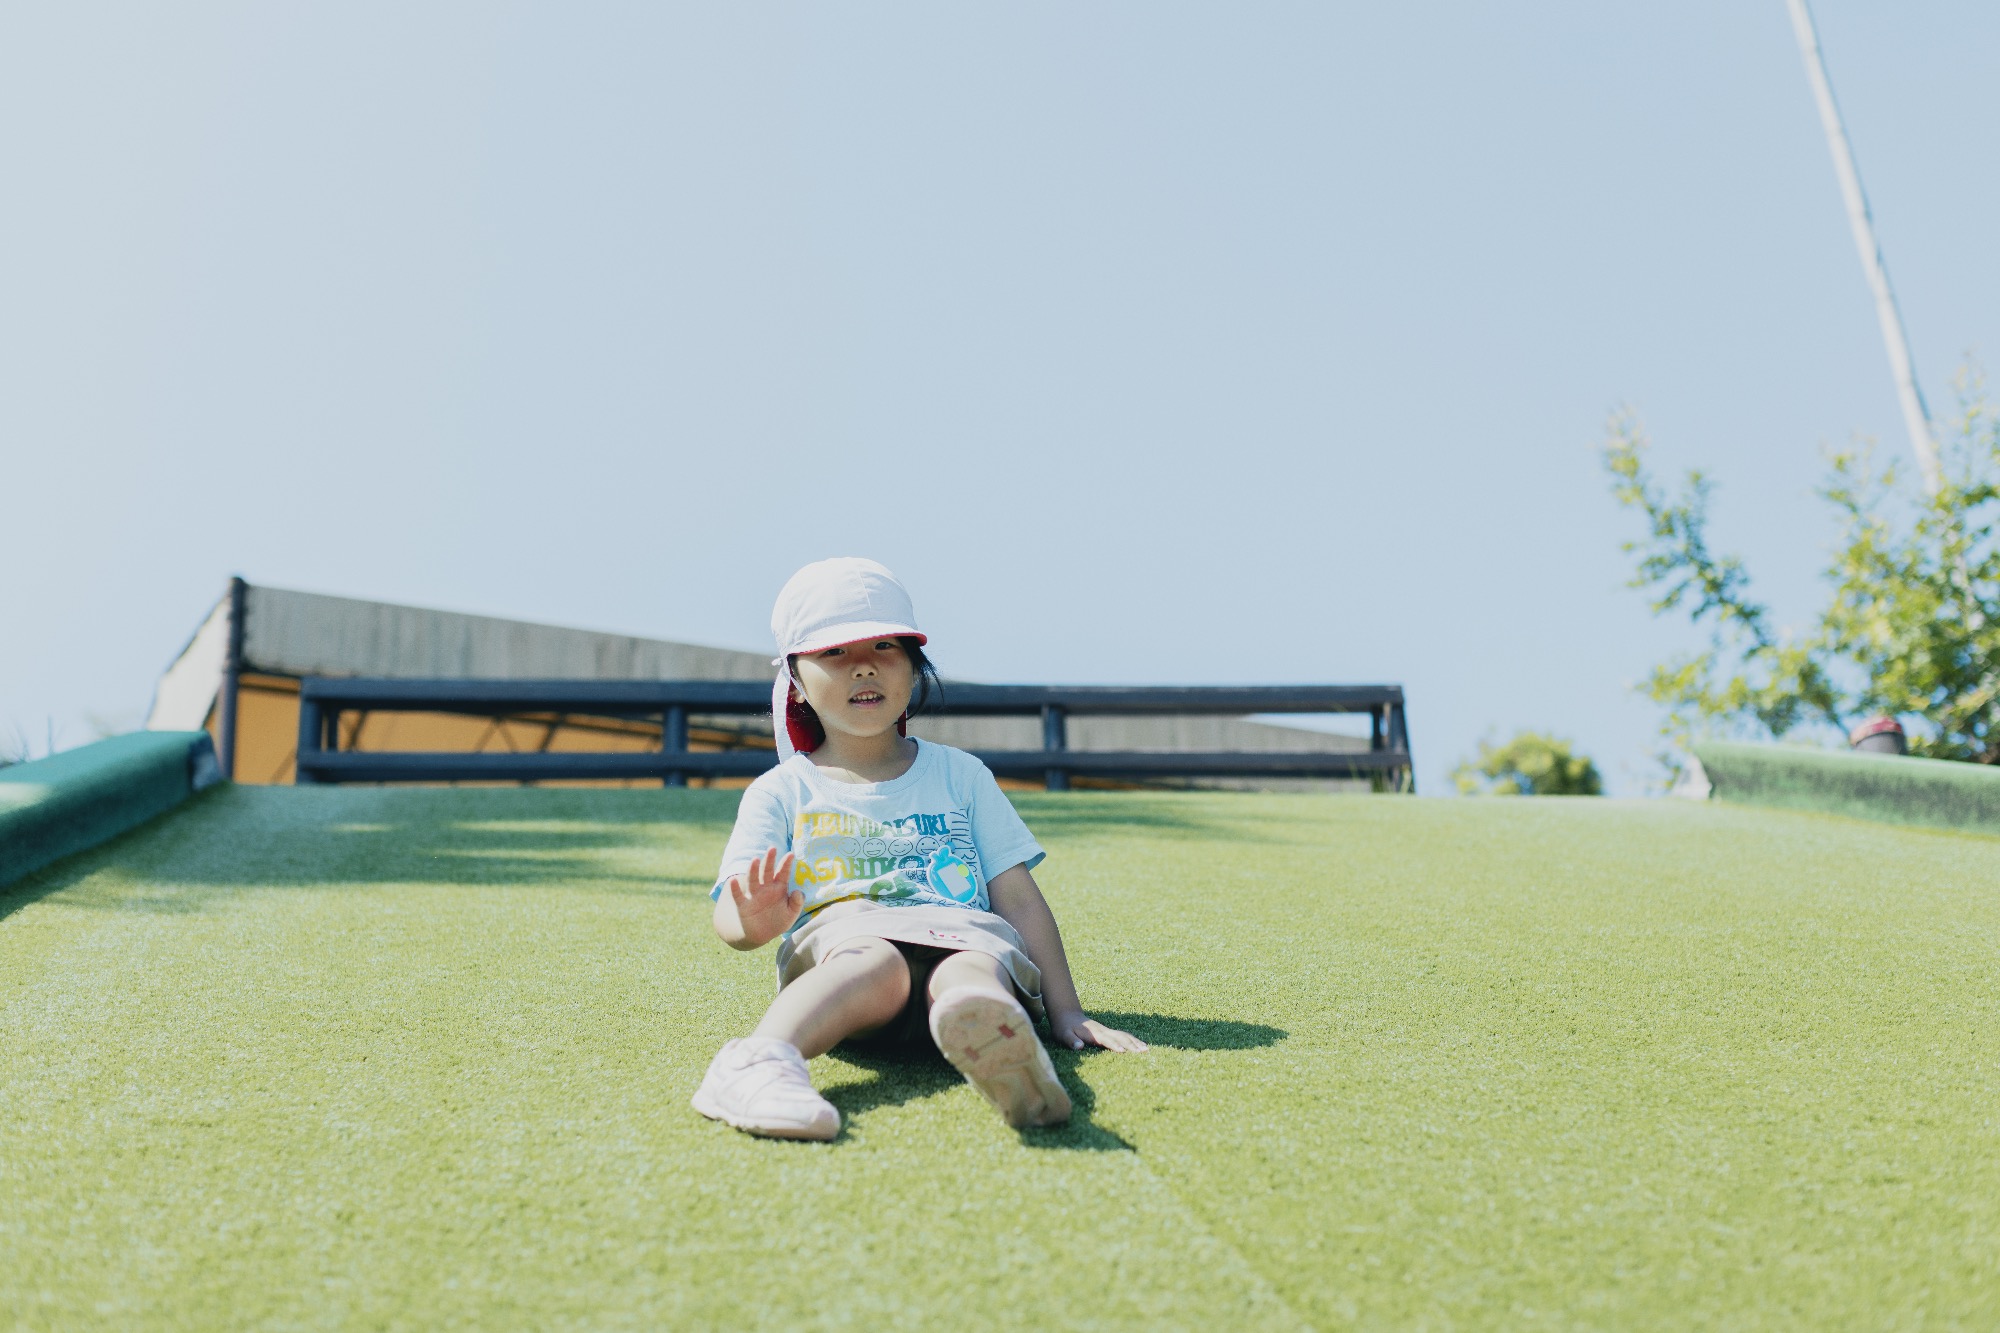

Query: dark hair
784;636;941;750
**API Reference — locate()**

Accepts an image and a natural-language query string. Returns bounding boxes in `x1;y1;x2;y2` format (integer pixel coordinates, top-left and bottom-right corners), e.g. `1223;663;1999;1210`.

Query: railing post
662;704;688;788
1041;703;1069;791
218;576;247;780
1388;702;1413;793
295;693;323;786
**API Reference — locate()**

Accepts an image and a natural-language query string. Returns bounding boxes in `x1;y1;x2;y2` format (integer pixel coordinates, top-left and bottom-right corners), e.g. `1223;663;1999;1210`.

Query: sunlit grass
3;785;1997;1328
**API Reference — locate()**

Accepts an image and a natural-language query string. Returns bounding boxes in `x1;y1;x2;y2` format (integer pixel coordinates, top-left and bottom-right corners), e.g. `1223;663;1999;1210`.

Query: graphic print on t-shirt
791;809;986;915
926;847;977;902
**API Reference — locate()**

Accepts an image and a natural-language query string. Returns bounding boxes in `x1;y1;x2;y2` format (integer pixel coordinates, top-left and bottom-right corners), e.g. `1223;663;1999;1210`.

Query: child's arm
712;848;802;951
986;864;1147;1053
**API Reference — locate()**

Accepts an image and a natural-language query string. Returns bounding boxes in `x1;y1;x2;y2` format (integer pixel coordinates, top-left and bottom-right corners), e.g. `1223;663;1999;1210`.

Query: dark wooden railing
294;679;1413;791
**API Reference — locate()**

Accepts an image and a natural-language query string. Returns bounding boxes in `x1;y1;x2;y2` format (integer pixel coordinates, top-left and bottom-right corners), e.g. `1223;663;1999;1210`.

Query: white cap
769;558;925;759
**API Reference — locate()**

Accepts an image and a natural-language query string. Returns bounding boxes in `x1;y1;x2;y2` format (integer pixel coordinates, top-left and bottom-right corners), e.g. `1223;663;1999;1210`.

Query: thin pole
218;576;247;780
1784;0;1939;494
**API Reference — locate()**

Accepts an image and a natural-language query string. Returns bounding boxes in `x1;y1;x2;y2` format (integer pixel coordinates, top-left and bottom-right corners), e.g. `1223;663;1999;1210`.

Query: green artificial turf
1696;739;2000;835
3;786;1998;1329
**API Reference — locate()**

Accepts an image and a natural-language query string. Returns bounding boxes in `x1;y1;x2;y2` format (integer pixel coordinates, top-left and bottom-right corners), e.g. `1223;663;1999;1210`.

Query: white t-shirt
711;740;1046;943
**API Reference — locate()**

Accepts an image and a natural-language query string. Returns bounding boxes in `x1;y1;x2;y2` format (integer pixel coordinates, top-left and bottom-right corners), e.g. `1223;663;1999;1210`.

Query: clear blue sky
4;2;1996;794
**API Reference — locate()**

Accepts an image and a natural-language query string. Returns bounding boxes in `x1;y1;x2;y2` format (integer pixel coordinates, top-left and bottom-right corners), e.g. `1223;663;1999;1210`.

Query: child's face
791;639;917;742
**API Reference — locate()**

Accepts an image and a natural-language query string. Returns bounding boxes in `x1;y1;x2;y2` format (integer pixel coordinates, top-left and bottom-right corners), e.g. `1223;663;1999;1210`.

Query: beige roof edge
145;582;1367;753
241;584;776;683
145;581;777;732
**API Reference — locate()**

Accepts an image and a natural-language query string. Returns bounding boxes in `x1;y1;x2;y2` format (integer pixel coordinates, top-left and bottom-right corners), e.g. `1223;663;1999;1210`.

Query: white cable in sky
1784;0;1940;494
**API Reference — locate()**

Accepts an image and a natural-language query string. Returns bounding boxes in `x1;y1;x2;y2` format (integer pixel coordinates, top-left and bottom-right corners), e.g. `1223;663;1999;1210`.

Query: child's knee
928;948;1008;998
824;937;911;1001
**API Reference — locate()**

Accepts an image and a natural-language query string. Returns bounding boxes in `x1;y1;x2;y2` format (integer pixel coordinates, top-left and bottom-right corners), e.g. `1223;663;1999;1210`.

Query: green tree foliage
1604;371;2000;765
1454;731;1604;796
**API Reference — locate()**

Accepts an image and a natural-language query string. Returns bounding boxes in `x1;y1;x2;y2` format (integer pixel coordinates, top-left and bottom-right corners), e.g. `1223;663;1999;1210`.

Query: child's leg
925;950;1071;1128
926;948;1011;1002
693;937;912;1140
750;936;910;1059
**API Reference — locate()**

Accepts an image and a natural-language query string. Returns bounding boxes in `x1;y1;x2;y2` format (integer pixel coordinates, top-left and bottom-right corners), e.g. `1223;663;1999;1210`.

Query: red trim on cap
791;630;927;656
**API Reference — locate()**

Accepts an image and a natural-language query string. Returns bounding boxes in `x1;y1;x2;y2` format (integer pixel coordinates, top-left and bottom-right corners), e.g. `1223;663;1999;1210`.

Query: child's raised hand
1051;1013;1148;1054
726;847;803;946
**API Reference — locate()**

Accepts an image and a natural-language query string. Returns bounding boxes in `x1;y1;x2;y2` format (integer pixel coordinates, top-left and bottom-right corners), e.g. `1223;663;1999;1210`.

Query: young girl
692;557;1145;1141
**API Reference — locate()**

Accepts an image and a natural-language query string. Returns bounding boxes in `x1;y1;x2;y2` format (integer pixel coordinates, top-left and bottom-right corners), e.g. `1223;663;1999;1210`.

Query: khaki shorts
776;900;1046;1051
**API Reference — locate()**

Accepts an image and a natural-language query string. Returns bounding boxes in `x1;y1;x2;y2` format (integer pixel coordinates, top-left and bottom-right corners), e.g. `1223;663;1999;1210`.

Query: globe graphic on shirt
870;874;919;901
926;847;978;903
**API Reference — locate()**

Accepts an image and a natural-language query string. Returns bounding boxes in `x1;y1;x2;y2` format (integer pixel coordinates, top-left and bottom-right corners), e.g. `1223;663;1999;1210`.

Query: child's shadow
823;1013;1286;1152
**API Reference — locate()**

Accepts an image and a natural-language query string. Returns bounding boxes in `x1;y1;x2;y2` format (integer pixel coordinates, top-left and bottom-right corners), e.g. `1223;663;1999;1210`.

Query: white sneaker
928;987;1072;1128
691;1038;840;1141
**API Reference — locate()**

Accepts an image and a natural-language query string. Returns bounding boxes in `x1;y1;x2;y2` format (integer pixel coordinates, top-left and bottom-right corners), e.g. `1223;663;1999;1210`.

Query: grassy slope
2;786;1997;1329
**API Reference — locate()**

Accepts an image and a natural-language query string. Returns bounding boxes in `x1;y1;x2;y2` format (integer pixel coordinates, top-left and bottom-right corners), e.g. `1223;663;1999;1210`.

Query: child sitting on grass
693;557;1145;1141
